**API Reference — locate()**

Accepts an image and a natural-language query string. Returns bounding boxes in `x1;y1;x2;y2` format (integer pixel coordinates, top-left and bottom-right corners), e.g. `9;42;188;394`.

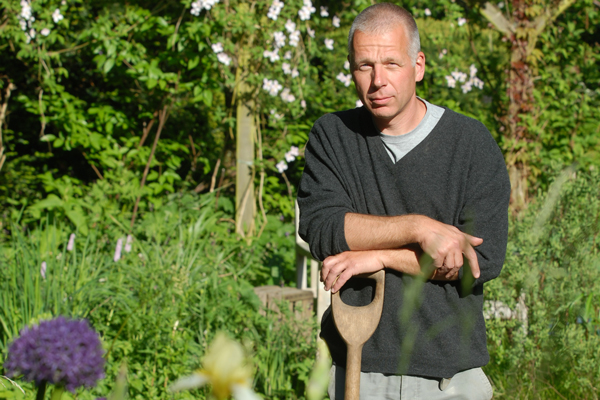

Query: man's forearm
344;211;482;279
321;247;459;292
344;212;421;250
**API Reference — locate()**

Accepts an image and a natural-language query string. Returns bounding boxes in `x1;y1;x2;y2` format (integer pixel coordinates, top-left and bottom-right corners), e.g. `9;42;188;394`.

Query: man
298;3;510;400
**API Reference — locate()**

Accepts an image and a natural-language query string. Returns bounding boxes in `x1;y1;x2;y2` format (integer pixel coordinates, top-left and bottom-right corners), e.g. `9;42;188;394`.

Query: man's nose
372;64;387;88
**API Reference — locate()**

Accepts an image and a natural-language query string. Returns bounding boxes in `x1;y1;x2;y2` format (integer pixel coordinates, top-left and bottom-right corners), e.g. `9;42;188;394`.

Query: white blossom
344;60;350;70
19;19;27;31
498;2;504;8
324;38;334;50
288;146;299;157
191;1;202;15
336;72;352;87
28;28;36;39
52;8;64;23
356;99;363;108
191;0;219;13
424;8;431;16
267;0;284;20
20;1;32;21
306;27;315;38
263;78;283;96
469;64;478;78
299;0;316;21
451;70;467;83
285;151;296;162
320;6;329;17
114;238;123;262
40;27;51;36
211;42;224;53
285;19;296;33
301;100;306;108
270;109;284;120
291;68;299;78
457;17;466;27
282;62;291;75
67;233;75;251
445;75;456;88
217;53;231;66
273;31;286;48
461;81;473;93
439;48;447;59
284;51;292;60
332;16;340;28
276;160;288;173
289;30;301;47
263;49;280;63
472;77;484;89
280;87;295;102
41;261;47;279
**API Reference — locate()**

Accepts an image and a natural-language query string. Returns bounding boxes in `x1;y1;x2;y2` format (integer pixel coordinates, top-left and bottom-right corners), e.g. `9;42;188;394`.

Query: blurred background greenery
0;0;599;398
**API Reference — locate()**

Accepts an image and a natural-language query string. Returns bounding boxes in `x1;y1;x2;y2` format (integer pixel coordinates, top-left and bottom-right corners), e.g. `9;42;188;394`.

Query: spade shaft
331;270;385;400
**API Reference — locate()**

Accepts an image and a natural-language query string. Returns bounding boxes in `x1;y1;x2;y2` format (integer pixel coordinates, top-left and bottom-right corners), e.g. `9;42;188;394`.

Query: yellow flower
170;333;260;400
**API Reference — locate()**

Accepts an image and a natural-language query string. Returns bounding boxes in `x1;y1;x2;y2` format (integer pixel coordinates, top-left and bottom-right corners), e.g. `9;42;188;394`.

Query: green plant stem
35;381;47;400
50;386;64;400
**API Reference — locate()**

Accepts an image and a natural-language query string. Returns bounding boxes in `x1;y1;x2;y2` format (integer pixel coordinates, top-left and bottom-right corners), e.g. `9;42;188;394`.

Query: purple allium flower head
4;317;105;392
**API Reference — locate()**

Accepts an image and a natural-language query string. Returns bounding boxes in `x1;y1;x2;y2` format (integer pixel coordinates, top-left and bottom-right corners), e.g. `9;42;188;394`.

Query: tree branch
130;104;170;228
480;2;516;36
0;82;16;173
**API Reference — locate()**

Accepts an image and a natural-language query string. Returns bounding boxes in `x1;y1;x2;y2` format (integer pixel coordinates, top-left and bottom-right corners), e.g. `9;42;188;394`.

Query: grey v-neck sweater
298;106;510;378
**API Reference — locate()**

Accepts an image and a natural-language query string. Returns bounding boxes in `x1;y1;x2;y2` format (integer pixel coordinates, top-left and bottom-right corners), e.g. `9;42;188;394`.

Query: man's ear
415;51;426;82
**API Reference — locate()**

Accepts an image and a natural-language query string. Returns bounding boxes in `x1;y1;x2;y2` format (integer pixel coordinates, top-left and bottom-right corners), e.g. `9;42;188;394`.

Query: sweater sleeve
457;121;511;286
297;117;353;261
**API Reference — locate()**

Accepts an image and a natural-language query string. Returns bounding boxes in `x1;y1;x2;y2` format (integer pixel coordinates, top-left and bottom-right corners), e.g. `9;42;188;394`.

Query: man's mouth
370;97;391;105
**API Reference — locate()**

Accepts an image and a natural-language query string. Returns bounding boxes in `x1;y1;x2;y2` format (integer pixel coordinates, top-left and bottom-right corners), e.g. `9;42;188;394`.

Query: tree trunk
480;0;576;210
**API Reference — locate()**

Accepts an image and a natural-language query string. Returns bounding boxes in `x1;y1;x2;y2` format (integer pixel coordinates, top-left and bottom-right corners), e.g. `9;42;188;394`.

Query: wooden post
235;48;256;236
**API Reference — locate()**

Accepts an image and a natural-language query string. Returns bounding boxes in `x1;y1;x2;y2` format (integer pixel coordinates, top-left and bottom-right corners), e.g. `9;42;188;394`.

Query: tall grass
0;192;317;400
485;167;600;399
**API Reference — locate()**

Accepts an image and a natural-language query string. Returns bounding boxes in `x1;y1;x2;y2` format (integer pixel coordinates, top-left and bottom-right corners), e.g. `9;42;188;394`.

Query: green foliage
485;166;600;399
0;192;317;400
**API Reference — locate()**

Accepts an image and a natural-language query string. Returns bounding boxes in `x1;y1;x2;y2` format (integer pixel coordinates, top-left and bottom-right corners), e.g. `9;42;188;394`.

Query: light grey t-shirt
380;98;445;163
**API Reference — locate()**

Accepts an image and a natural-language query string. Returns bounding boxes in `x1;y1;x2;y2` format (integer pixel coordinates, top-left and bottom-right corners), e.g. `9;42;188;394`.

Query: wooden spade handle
331;270;385;400
344;344;363;400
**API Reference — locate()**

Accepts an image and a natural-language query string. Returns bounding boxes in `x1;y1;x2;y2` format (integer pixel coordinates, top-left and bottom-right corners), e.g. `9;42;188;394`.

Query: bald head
348;3;421;66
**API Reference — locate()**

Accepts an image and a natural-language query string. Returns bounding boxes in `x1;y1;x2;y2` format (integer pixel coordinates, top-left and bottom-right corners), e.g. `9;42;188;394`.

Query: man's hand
321;248;423;293
417;217;483;279
321;251;385;293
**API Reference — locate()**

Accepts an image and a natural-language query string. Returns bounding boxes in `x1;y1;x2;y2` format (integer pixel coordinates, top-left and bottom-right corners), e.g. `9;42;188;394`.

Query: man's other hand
417;217;483;279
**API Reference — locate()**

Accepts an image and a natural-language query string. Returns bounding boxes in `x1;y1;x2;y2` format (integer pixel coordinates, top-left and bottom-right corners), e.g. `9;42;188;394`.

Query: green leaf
146;78;158;89
203;90;213;107
104;58;115;73
188;56;200;70
40;134;56;142
65;208;89;236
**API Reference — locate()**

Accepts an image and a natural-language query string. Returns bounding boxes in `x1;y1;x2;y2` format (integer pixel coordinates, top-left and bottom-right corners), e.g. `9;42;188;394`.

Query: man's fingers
331;269;353;293
465;233;483;247
463;246;480;278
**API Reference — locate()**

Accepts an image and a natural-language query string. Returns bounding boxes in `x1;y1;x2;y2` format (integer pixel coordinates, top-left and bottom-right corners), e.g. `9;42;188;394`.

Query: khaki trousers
328;365;493;400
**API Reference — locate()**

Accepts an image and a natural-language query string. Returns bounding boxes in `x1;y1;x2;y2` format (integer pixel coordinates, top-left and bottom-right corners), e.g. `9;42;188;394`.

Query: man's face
350;26;425;130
